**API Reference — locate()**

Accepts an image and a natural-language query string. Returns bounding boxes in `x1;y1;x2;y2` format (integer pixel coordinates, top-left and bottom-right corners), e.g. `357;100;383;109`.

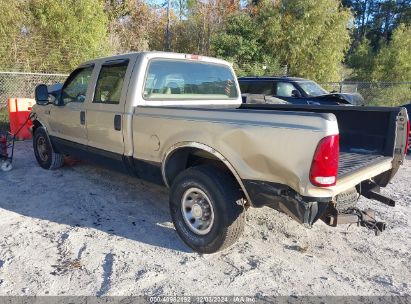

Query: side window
239;81;249;93
61;66;94;104
275;82;298;97
247;81;273;95
93;60;129;104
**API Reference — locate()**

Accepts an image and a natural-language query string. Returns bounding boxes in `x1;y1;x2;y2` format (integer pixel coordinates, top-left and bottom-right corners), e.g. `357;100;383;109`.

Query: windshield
297;81;328;97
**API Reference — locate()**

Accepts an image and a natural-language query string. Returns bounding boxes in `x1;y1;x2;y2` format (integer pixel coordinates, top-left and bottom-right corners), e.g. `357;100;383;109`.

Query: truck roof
80;51;233;68
238;76;309;82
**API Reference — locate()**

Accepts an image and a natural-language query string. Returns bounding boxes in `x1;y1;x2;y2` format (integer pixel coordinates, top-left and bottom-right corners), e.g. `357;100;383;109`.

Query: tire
335;188;358;213
33;127;64;170
169;165;245;253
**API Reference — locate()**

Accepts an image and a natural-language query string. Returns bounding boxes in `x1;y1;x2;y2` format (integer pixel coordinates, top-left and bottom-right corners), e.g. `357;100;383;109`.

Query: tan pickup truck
31;52;409;253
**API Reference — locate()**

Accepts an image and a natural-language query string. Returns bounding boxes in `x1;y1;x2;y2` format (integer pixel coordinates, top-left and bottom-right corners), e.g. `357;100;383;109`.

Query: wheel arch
161;142;251;204
31;119;45;134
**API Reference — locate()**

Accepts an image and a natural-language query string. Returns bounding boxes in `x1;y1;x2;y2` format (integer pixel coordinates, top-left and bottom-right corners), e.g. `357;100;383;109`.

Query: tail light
310;134;339;187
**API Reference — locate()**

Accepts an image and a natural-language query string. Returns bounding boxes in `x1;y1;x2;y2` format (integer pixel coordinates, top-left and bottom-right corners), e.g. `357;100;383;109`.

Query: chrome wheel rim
181;187;215;235
37;136;48;162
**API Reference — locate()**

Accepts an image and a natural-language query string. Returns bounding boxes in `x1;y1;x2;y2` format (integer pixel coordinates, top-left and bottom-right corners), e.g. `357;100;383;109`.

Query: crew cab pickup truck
31;52;409;253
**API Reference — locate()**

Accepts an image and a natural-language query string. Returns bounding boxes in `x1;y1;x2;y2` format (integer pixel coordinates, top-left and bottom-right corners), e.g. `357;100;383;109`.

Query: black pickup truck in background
238;76;364;106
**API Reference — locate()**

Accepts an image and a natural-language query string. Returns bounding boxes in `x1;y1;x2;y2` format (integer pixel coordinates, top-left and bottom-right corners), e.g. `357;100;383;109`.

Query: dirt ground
0;141;410;296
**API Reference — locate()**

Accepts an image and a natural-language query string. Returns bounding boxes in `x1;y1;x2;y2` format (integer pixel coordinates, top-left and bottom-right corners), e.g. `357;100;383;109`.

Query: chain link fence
0;72;68;109
320;82;411;106
0;71;410;108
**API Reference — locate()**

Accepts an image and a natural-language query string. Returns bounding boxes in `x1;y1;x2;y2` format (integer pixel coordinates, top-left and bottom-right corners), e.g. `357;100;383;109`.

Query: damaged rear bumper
243;179;394;235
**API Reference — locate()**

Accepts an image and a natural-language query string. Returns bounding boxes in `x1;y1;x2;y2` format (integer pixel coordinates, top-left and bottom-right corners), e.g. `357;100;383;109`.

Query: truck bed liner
339;152;389;177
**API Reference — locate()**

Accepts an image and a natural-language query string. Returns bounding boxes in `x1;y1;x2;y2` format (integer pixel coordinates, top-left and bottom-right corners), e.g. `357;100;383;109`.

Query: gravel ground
0;141;410;296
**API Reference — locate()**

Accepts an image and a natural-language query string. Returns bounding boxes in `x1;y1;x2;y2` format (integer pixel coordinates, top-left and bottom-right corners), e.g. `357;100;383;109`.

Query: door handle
114;114;121;131
80;111;86;125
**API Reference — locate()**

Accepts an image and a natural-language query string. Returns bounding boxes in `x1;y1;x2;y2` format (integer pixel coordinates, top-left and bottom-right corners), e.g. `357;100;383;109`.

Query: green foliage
0;0;408;89
27;0;111;72
372;24;411;81
350;24;411;82
212;13;259;62
348;38;375;80
0;1;25;71
368;85;411;106
344;0;411;52
212;0;352;81
270;0;352;81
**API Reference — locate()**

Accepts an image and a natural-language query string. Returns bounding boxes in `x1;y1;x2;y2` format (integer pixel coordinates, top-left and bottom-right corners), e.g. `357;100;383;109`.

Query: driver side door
48;65;95;146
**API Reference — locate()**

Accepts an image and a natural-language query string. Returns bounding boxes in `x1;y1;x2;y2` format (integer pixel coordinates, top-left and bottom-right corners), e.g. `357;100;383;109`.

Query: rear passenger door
86;59;132;157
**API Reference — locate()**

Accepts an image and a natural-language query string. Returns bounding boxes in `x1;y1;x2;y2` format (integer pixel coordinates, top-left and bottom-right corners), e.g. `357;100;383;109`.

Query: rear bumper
243;173;396;227
243;180;331;225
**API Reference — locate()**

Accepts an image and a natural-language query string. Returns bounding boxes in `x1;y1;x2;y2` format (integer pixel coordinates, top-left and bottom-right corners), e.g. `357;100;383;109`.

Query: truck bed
240;103;403;181
338;152;389;178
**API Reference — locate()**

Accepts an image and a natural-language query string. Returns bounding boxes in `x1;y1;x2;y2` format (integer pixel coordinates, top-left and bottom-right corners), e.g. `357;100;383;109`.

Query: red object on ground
8;98;35;140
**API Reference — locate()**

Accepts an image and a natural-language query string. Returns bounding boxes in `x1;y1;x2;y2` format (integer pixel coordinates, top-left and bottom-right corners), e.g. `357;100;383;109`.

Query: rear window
143;59;238;100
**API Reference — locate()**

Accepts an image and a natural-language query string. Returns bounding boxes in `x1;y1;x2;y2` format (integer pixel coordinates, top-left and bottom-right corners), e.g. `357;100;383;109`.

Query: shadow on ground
0;143;191;253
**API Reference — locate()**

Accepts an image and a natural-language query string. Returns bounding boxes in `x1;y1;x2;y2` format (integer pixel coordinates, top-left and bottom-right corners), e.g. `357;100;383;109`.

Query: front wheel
33;127;64;170
169;165;245;253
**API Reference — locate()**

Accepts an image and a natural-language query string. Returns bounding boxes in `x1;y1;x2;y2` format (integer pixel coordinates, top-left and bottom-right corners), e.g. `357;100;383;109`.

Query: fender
161;141;252;205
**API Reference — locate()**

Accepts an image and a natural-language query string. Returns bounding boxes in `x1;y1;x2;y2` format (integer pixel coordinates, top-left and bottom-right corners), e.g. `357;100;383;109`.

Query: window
143;59;238;100
297;81;328;97
61;66;94;104
239;81;249;93
240;81;273;95
94;60;129;104
275;82;298;97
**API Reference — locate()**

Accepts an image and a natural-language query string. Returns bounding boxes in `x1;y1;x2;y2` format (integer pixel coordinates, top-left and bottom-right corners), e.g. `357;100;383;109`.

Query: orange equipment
7;98;35;140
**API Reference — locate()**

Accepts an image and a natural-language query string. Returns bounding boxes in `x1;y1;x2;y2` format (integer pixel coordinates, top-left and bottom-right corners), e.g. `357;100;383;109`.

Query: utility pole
165;0;171;51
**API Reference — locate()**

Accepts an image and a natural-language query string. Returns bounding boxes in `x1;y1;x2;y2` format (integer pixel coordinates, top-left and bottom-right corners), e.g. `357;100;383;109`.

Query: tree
344;0;411;52
257;0;352;81
347;38;375;79
349;25;411;106
372;24;411;81
26;0;111;72
212;12;281;76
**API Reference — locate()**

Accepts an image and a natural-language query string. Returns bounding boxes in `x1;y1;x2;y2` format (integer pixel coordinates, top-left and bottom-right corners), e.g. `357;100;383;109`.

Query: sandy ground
0;141;410;296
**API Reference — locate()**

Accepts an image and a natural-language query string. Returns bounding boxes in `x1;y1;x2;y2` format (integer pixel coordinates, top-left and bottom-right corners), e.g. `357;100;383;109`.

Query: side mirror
35;84;49;105
291;89;302;98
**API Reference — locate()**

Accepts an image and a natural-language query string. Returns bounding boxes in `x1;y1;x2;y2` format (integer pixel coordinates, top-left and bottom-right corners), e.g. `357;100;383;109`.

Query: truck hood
313;93;364;106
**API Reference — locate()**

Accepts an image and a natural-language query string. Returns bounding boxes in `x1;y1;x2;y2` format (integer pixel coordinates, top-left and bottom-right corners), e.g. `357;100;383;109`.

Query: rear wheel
169;165;245;253
33;127;64;170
